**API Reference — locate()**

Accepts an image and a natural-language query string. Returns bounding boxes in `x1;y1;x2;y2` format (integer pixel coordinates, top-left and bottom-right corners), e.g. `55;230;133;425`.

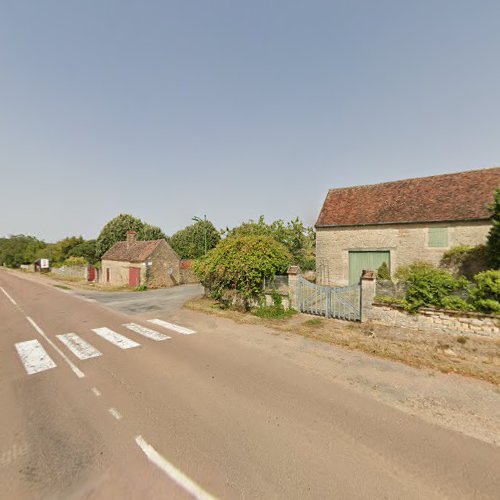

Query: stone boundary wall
369;302;500;338
50;266;88;280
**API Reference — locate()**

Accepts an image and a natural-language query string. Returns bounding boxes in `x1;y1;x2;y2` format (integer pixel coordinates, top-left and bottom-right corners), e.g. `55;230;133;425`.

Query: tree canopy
486;189;500;269
0;235;46;268
223;216;315;270
168;219;220;259
95;214;167;258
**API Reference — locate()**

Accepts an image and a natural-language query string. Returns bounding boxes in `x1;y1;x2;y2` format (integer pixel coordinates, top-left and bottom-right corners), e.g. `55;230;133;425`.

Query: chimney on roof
126;230;137;248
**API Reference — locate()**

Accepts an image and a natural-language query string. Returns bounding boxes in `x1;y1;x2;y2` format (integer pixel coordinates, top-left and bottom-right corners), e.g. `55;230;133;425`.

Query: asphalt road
1;269;499;499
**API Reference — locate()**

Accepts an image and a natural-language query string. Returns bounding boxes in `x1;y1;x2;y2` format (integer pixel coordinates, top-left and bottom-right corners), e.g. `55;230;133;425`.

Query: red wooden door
129;267;140;287
87;266;96;282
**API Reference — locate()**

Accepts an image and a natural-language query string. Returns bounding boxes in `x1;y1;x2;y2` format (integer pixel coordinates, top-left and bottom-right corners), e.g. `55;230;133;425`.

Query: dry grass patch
185;297;500;385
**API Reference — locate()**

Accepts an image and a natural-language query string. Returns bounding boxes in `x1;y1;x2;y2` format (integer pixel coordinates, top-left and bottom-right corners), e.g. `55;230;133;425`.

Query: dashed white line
91;387;101;397
108;408;122;420
148;319;196;335
15;339;57;375
57;333;102;360
26;316;85;379
0;286;17;306
123;323;171;341
92;327;141;349
135;435;217;500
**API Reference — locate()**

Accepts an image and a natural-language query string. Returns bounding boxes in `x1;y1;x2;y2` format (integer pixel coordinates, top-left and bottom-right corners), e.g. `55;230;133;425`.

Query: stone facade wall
179;260;200;284
50;265;88;280
101;260;144;287
368;303;500;338
147;241;181;288
316;220;490;286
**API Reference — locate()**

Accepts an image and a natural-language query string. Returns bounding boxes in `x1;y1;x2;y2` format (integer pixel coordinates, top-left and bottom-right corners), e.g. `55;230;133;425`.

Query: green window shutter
428;227;448;247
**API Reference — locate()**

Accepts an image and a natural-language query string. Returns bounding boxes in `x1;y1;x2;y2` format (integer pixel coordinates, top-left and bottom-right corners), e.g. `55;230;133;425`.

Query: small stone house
101;231;181;288
316;167;500;286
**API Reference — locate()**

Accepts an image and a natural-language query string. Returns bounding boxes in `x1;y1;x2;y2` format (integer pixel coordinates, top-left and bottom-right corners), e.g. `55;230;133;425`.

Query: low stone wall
50;266;88;280
369;302;500;338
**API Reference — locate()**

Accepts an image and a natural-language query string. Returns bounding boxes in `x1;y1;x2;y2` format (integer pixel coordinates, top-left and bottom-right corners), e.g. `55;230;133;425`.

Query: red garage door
129;268;140;287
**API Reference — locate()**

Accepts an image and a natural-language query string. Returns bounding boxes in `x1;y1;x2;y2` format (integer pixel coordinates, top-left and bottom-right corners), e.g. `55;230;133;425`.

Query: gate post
360;270;376;322
287;265;302;311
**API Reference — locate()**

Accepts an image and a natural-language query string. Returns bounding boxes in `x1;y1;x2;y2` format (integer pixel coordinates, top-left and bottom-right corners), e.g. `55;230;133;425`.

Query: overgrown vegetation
376;261;391;280
485;189;500;269
253;289;297;320
0;235;45;267
223;216;315;271
468;270;500;313
193;234;291;309
440;245;488;279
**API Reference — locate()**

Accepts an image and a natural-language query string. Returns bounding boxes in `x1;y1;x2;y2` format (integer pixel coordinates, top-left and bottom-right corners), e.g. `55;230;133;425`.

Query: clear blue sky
1;1;499;242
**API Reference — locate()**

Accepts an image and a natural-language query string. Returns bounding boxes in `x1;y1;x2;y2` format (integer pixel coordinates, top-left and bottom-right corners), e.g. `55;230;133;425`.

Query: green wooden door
349;251;390;284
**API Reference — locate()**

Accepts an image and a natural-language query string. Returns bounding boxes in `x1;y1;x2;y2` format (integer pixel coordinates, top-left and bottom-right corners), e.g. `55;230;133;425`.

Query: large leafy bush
403;267;469;312
440;245;488;279
193;235;291;307
486;189;500;269
469;270;500;313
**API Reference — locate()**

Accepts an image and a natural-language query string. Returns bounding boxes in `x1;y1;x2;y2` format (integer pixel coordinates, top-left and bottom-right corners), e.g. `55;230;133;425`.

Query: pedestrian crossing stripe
15;339;57;375
56;333;102;360
91;327;141;349
148;319;196;335
123;323;171;341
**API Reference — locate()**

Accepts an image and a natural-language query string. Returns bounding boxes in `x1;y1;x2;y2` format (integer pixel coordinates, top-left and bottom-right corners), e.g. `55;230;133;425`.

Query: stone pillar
360;270;376;322
287;265;302;311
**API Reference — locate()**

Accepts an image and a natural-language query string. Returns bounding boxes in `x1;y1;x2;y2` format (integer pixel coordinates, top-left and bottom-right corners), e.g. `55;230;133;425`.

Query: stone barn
316;167;500;286
101;231;181;288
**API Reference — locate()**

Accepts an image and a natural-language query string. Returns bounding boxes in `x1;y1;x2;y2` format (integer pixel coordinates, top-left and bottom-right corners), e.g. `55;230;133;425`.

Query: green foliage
135;284;148;292
223;216;316;271
440;295;475;312
68;239;98;265
402;267;469;312
376;261;391;280
469;270;500;313
63;256;88;267
168;219;220;259
193;235;291;307
36;236;85;265
253;305;297;319
486;189;500;269
374;295;406;307
95;214;167;258
0;235;46;268
440;245;488;279
394;261;436;281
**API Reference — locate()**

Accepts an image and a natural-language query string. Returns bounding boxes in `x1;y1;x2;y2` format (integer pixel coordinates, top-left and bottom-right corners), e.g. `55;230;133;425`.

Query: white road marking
91;387;101;397
57;333;102;360
15;340;57;375
26;316;85;378
148;319;196;335
135;435;217;500
0;287;17;306
123;323;171;341
108;408;122;420
92;327;140;349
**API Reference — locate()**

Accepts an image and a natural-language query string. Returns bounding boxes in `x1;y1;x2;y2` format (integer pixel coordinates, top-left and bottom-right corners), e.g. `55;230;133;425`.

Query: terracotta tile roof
101;240;163;262
316;167;500;227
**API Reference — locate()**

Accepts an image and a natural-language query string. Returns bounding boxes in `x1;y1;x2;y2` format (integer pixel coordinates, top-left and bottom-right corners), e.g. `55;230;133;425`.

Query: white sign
40;259;50;269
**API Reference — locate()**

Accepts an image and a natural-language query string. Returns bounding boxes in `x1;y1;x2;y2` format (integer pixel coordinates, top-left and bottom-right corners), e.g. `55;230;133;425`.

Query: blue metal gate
297;276;361;321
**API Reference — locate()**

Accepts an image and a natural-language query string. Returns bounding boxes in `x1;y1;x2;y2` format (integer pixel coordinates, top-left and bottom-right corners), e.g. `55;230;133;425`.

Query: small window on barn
428;227;448;247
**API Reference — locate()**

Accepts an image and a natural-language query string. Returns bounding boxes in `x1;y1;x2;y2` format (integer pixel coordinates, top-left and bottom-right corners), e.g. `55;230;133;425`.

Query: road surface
1;269;499;499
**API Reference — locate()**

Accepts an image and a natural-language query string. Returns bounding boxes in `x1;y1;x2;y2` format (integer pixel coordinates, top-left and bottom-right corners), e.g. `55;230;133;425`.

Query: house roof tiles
101;240;163;262
316;167;500;227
